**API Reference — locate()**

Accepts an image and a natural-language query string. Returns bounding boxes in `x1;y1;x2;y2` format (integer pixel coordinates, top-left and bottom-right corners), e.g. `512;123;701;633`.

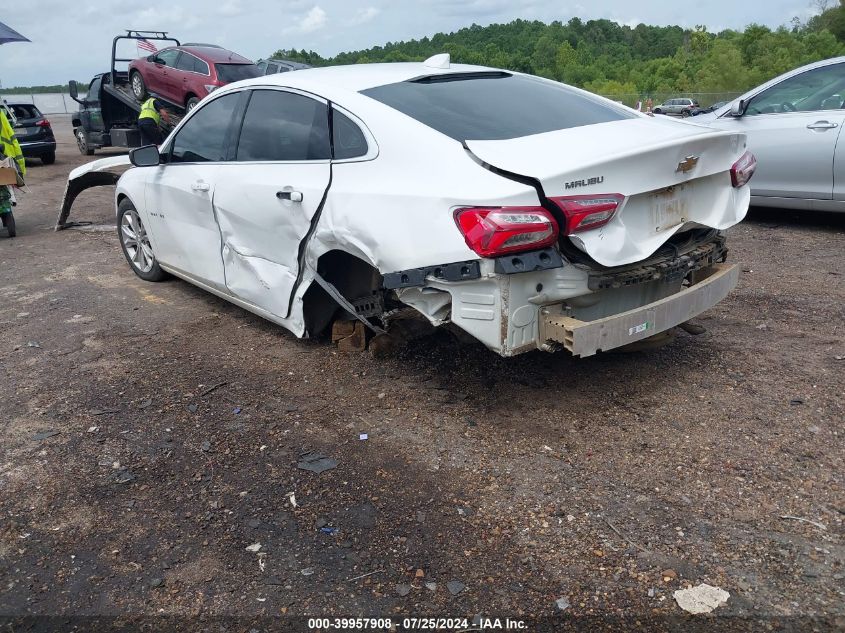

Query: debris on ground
395;584;411;596
297;452;338;474
187;404;198;413
555;596;570;611
425;582;437;591
27;341;41;348
673;584;730;614
359;433;368;440
113;471;136;485
149;578;164;588
287;492;297;508
301;567;315;576
138;399;152;409
779;515;826;530
32;430;61;441
446;580;465;595
233;406;242;414
245;543;262;553
320;527;339;535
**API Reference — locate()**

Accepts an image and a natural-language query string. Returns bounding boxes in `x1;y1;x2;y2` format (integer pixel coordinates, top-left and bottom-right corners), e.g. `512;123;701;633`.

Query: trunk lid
465;117;750;267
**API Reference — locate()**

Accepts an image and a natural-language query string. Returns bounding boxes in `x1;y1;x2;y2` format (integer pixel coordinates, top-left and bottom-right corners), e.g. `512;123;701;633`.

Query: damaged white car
62;55;755;357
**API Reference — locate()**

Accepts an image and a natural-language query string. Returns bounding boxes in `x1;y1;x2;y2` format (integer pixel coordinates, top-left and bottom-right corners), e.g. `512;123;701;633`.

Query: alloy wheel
120;209;155;273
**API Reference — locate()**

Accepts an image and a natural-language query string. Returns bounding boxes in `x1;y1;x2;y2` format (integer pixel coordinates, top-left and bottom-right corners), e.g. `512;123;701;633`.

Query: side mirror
129;144;161;167
729;100;746;118
68;80;81;103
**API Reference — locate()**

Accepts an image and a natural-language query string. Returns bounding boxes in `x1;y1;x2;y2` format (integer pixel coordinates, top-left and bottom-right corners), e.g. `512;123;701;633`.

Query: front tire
42;151;56;165
1;212;15;238
118;198;167;282
130;71;147;101
186;96;200;111
76;129;94;156
653;108;662;114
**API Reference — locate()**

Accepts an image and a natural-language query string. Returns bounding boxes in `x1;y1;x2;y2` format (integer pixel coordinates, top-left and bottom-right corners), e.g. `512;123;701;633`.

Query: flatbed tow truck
68;31;185;156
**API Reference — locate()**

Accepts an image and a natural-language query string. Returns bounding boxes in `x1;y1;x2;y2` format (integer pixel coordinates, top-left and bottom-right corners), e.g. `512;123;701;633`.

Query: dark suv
128;45;260;111
6;102;56;164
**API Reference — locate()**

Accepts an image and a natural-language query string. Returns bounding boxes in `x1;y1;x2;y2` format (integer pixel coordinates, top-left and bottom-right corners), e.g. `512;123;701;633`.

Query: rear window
361;72;633;142
10;104;40;119
215;63;262;83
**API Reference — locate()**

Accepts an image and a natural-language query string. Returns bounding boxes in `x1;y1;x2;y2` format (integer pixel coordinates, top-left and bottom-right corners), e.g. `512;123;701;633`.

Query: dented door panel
213;162;331;318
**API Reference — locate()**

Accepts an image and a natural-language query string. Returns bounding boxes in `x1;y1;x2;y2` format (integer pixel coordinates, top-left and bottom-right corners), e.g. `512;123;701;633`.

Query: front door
719;62;845;200
142;92;242;289
212;88;332;318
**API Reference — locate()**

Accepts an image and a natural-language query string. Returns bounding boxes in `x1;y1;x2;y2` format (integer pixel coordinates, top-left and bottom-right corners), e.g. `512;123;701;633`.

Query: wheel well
302;251;382;336
185;93;198;106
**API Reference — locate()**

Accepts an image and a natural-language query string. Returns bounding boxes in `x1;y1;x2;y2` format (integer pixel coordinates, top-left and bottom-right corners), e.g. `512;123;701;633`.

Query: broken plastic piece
297;452;338;474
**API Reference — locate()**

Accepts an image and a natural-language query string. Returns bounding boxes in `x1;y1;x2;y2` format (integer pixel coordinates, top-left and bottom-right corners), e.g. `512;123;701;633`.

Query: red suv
128;45;261;111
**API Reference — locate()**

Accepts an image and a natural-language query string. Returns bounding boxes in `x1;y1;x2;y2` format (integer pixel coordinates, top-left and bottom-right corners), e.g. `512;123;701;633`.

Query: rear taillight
454;206;558;258
731;151;756;188
549;194;624;235
36;119;51;128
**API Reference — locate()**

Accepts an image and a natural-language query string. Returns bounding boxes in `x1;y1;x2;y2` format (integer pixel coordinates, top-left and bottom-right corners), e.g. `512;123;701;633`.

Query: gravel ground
0;115;843;632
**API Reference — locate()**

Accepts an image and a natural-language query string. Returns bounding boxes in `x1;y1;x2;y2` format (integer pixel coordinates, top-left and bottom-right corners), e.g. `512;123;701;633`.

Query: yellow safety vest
138;98;161;125
0;110;25;178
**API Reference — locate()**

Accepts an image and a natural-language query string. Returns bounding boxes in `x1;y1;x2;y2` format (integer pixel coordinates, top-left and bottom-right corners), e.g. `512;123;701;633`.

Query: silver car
653;98;699;117
699;56;845;211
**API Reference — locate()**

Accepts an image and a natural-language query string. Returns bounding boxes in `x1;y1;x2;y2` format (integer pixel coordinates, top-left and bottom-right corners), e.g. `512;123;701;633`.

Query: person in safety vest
1;107;25;177
1;108;25;237
137;96;170;146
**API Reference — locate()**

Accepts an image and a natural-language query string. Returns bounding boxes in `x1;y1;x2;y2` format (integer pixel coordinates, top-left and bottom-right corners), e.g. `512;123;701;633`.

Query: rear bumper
19;140;56;156
539;263;738;357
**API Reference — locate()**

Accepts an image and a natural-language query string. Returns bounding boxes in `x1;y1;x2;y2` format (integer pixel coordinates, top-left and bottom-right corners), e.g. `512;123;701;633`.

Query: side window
235;90;330;161
267;64;279;74
176;53;195;72
194;58;209;75
88;77;102;105
156;49;180;67
747;64;845;115
332;109;369;159
171;93;239;163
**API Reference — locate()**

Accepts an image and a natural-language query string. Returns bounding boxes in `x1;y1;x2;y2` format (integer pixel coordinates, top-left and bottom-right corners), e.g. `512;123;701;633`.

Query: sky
0;0;821;88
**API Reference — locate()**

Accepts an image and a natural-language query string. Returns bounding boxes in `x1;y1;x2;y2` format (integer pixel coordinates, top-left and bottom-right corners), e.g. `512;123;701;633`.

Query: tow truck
68;31;185;155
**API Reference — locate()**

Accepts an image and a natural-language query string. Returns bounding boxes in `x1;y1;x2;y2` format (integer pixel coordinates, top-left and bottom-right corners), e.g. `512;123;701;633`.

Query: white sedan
66;55;754;357
698;56;845;211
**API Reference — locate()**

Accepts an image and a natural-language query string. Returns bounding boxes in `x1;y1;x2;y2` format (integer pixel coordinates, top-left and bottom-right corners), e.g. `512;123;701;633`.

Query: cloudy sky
1;0;818;88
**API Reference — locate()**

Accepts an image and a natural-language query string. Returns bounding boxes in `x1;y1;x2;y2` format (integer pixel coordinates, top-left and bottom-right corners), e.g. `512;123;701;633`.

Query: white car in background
65;55;755;357
698;56;845;211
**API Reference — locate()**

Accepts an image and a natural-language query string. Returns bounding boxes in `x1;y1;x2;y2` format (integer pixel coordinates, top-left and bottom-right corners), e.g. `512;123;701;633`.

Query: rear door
143;91;243;289
212;88;332;318
714;62;845;200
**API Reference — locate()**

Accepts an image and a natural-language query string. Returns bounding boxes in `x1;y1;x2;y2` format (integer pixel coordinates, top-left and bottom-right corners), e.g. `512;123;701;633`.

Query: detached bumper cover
540;263;738;357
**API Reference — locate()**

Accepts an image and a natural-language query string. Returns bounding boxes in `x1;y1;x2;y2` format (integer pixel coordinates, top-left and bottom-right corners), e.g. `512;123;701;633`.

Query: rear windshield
10;104;40;119
215;63;262;83
361;72;634;141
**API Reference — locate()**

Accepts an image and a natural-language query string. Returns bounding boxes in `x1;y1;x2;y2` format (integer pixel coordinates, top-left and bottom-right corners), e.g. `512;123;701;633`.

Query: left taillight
454;206;559;258
36;119;51;128
549;194;624;235
731;150;756;188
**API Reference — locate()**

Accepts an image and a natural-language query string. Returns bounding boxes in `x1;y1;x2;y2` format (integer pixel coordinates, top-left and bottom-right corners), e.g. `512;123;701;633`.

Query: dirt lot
0;115;843;631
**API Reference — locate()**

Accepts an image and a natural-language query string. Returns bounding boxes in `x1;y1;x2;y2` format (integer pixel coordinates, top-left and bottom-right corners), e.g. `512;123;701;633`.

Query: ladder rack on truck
68;30;184;155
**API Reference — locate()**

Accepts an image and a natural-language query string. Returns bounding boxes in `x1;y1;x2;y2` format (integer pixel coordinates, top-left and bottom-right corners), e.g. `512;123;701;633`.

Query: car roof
264;58;312;70
223;61;504;97
175;45;253;64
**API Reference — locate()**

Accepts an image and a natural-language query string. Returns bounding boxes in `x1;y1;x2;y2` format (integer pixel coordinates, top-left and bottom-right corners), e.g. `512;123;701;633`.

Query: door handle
191;181;210;192
807;121;839;130
276;190;303;202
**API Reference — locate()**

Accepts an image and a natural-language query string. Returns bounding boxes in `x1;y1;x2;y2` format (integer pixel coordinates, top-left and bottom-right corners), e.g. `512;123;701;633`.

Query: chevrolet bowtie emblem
677;155;700;173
